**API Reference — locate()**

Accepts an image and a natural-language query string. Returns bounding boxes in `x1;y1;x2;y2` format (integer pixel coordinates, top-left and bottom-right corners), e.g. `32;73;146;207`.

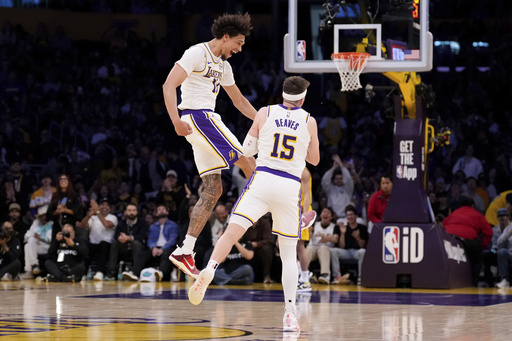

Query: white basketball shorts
181;110;243;176
229;167;302;239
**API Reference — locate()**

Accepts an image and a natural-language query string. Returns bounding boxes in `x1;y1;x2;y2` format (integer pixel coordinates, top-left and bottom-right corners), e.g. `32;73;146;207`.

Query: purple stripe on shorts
183;109;241;166
232;171;256;213
255;166;300;182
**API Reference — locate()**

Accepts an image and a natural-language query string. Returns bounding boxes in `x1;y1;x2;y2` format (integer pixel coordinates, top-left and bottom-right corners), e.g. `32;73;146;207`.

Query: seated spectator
7;203;29;248
44;223;88;282
130;183;147;207
144;212;155;227
0;177;17;222
106;203;148;279
434;177;447;194
78;198;117;281
6;160;33;214
447;182;464;213
122;204;178;282
483;208;509;287
442;196;493;286
28;173;56;219
99;157;125;187
212;228;254;285
155;169;186;222
330;205;368;285
367;174;393;224
74;181;89;209
114;181;132;217
0;221;22;281
132;145;166;197
452;145;483;180
7;203;29;269
476;173;490;210
47;174;83;241
306;207;340;284
462;177;485;214
210;204;229;247
22;205;53;279
496;211;512;289
433;191;450;223
485;191;512;227
88;183;112;204
201;203;229;268
244;212;275;284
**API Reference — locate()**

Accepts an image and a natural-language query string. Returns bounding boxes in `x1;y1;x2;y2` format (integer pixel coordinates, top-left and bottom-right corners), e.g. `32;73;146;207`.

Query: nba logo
396;165;403;179
296;40;306;61
383;226;400;264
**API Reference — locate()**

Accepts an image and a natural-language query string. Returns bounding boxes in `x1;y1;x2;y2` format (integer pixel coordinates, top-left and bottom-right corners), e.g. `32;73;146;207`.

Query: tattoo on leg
188;174;221;237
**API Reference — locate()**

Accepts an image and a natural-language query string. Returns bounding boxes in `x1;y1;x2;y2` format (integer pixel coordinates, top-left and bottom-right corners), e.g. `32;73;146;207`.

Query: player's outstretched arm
162;64;193;136
223;84;258;120
305;116;320;166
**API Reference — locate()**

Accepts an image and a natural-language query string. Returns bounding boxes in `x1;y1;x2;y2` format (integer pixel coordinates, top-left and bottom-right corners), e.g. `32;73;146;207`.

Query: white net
331;53;370;92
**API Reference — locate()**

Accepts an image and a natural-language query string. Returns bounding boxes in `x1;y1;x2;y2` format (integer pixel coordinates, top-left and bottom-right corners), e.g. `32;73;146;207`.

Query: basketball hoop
331;52;370;92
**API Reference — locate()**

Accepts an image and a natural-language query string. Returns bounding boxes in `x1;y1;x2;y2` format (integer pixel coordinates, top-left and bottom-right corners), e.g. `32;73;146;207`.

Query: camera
62;231;71;238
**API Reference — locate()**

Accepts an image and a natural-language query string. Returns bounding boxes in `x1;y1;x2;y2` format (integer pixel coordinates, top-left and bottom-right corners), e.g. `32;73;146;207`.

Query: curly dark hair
211;13;253;39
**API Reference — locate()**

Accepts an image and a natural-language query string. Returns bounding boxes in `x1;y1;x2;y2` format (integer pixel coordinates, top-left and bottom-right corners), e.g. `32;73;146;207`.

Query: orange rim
331;52;371;60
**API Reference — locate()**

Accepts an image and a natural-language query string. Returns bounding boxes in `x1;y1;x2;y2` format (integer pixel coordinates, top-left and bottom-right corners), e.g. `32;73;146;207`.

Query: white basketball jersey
176;43;235;111
256;104;311;178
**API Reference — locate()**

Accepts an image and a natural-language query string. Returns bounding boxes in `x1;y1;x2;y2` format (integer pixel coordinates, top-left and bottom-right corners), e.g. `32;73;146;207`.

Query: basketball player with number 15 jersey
189;76;320;333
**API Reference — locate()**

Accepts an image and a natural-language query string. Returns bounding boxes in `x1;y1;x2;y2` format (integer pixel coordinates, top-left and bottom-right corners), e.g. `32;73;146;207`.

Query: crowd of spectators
1;2;512;286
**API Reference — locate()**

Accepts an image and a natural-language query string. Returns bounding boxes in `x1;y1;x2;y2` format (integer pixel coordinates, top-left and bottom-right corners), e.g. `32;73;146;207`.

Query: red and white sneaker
169;247;200;280
188;268;215;305
301;210;317;230
283;310;300;332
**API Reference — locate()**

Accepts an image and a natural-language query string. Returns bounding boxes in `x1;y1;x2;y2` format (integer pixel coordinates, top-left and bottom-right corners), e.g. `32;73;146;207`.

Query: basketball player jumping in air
188;76;320;333
162;13;258;278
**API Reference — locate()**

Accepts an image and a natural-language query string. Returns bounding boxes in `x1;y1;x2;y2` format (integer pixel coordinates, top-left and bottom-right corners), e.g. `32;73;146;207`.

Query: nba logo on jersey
383;226;400;264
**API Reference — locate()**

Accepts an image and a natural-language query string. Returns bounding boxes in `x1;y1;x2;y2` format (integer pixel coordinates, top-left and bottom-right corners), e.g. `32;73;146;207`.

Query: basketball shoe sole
188;268;214;305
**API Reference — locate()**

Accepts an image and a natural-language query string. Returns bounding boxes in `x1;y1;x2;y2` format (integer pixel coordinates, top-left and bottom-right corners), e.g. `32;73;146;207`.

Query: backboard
284;0;433;74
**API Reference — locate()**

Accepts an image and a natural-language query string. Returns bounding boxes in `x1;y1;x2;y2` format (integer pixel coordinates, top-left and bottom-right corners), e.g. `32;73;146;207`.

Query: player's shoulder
183;43;207;56
254;106;269;124
305;112;317;125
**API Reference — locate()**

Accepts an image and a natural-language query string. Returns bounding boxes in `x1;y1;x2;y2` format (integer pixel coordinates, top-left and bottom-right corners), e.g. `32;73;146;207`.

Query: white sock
300;270;309;282
207;260;218;270
182;235;197;254
278;236;298;313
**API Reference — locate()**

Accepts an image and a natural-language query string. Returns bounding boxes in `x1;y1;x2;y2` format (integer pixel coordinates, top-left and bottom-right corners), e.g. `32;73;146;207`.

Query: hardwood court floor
1;279;512;340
